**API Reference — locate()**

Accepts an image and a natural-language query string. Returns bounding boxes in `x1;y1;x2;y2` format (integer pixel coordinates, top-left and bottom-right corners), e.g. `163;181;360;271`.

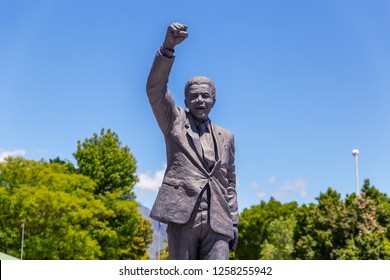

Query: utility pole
158;222;161;260
21;223;25;260
352;149;360;196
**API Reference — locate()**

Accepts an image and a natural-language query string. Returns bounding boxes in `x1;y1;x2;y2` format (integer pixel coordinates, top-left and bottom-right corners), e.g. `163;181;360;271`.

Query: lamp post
21;223;25;260
352;149;359;196
158;222;161;260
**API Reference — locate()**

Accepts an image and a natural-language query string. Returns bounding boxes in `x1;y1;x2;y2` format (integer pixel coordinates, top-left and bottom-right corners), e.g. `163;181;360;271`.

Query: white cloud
272;191;290;199
268;175;277;184
257;191;267;198
0;149;26;162
135;165;166;192
251;181;261;189
280;177;308;197
269;176;308;198
251;181;267;198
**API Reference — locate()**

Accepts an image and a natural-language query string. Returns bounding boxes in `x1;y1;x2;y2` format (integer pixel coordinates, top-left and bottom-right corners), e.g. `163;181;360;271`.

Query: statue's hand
163;22;188;50
229;226;239;252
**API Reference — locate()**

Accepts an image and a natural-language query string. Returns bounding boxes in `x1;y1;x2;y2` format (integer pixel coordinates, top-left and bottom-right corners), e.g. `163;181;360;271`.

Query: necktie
198;122;215;170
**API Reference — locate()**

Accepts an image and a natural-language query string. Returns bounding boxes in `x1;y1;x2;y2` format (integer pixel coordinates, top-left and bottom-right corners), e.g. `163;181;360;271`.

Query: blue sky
1;0;389;211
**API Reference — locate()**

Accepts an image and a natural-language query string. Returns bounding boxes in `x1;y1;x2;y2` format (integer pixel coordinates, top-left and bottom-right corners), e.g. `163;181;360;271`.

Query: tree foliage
260;215;296;259
0;157;108;259
74;128;138;199
236;180;390;260
74;128;152;259
0;129;152;260
95;191;152;260
295;188;357;259
236;198;298;259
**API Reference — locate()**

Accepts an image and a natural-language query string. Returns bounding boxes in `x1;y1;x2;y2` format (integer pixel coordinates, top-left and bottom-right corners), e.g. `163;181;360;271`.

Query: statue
146;22;238;260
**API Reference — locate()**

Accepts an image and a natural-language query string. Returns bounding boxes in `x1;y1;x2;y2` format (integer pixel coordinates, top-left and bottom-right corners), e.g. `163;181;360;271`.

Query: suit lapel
211;122;224;163
185;114;204;160
184;112;224;175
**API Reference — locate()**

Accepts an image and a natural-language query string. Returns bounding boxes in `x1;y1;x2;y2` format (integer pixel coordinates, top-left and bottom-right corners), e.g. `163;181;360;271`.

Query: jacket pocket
162;177;182;188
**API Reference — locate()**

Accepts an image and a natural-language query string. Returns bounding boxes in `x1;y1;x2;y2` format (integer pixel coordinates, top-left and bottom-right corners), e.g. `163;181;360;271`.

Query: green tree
0;157;110;259
236;198;297;259
96;191;152;260
74;128;138;198
360;179;390;240
295;184;390;260
0;127;153;260
294;188;356;259
345;190;390;259
49;156;76;173
233;180;390;260
73;129;153;259
260;215;296;259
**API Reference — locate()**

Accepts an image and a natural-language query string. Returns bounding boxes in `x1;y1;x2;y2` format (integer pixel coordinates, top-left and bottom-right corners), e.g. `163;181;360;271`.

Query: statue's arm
146;49;176;134
227;134;239;251
146;23;188;135
227;134;238;223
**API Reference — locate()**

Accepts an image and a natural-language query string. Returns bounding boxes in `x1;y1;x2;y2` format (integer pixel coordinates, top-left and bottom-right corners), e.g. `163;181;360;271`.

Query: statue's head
184;76;216;122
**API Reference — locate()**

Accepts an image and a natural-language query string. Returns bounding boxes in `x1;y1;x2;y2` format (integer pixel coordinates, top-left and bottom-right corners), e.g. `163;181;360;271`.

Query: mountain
137;204;167;259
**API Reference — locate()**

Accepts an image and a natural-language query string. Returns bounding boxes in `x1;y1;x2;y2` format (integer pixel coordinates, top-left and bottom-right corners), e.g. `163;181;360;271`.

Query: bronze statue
146;22;238;260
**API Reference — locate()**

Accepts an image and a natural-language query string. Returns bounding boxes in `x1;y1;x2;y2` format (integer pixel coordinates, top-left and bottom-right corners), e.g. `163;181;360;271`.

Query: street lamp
352;149;359;196
21;223;25;260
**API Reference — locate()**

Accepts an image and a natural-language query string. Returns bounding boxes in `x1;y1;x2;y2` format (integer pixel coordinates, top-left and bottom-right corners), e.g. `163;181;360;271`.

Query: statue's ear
212;98;216;107
184;99;189;108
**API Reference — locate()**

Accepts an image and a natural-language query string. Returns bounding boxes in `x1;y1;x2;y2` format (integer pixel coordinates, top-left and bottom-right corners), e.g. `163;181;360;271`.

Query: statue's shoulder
212;123;234;140
176;106;187;119
172;106;189;126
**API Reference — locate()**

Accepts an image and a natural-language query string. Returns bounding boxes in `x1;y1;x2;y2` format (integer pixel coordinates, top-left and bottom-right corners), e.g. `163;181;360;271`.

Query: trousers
166;185;230;260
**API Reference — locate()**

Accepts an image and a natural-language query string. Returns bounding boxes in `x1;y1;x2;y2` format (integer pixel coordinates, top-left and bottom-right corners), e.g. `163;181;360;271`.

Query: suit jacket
146;50;238;239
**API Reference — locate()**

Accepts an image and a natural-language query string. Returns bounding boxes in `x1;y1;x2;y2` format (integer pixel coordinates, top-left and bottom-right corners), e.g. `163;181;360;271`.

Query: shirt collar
195;118;210;127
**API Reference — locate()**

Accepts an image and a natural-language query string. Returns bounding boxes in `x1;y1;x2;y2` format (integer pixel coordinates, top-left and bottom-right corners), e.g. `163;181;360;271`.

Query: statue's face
185;84;215;122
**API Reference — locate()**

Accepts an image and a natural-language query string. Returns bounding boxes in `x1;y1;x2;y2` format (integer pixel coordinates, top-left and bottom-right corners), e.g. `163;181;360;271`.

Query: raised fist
163;22;188;50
